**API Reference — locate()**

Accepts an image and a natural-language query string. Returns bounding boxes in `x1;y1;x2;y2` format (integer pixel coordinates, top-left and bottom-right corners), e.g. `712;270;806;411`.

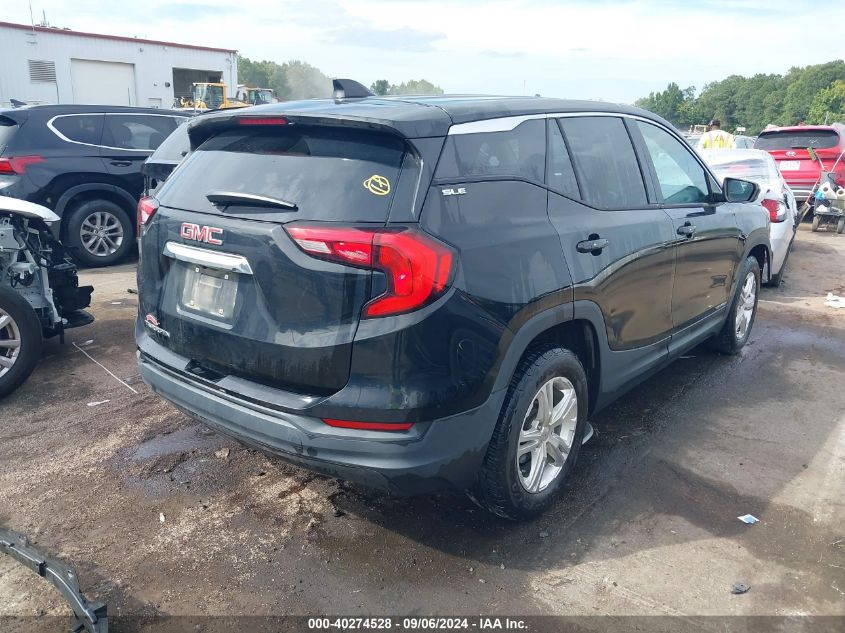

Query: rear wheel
812;215;821;232
708;255;760;355
0;286;43;398
472;348;587;520
66;199;133;267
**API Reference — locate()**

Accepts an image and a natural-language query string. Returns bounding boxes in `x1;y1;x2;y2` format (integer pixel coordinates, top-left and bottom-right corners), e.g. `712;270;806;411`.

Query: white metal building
0;21;238;108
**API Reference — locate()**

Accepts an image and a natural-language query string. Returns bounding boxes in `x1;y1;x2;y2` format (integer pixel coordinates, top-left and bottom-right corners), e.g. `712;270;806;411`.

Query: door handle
576;238;609;254
110;160;132;167
677;223;696;238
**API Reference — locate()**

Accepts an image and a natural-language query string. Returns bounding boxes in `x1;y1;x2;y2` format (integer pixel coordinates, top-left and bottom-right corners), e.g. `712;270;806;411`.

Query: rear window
157;125;411;222
706;157;771;184
755;130;840;151
0;116;18;152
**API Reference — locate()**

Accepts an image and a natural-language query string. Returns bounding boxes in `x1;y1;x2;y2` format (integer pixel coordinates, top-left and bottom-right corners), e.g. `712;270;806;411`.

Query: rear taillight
0;155;44;175
285;224;455;318
137;196;159;235
761;198;786;223
323;418;413;431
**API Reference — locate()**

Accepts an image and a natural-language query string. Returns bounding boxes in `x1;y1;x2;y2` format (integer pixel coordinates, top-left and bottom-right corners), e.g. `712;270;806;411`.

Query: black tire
837;217;845;234
65;199;134;267
707;255;760;355
0;285;43;398
472;348;588;520
812;215;821;232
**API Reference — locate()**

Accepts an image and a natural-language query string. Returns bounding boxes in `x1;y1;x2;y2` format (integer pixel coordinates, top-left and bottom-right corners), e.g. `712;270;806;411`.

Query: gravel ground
1;223;843;628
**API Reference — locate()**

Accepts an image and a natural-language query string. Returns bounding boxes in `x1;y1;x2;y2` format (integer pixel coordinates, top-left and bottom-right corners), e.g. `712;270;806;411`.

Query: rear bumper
137;350;504;495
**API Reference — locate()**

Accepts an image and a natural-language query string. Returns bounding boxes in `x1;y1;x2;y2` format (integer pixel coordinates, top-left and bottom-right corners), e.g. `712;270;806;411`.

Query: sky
5;0;845;103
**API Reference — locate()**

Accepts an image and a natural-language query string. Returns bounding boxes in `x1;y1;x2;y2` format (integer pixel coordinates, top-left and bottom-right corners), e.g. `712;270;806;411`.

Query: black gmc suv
0;104;188;266
136;95;770;519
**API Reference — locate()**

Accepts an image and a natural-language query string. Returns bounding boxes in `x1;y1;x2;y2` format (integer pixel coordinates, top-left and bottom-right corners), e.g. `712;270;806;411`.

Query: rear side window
158;125;411;222
755;130;840;151
559;117;648;209
0;116;18;152
436;119;545;183
103;115;178;151
51;114;103;145
546;120;580;198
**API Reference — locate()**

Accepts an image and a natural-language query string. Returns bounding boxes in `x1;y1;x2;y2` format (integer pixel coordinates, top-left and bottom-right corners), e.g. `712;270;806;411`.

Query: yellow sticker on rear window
363;174;391;196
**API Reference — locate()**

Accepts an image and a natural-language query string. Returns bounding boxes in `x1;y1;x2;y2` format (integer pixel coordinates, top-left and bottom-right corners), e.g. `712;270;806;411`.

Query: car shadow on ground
303;314;845;592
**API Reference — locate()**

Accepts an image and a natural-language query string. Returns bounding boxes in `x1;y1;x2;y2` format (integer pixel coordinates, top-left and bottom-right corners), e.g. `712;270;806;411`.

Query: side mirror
723;177;759;203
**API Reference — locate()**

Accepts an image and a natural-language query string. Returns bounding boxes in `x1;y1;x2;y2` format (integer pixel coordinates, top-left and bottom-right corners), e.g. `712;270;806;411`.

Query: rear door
101;113;182;198
633;119;743;333
139;122;416;394
547;115;675;351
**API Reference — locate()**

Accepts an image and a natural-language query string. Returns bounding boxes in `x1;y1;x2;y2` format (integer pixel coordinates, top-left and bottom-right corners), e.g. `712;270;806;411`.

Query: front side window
52;114;104;145
103;115;178;151
559;117;648;209
436;119;545;183
636;121;710;205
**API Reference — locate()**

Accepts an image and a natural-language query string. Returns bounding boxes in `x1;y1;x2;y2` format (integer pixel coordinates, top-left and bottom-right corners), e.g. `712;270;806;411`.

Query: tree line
237;56;443;101
635;60;845;134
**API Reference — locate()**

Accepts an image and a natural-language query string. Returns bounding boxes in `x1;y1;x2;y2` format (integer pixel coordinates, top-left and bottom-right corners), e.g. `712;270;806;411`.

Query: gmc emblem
181;222;223;245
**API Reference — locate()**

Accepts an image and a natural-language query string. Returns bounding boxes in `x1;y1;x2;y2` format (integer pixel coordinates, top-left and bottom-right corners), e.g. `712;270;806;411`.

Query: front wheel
472;348;588;520
812;215;821;232
708;255;760;355
0;286;43;398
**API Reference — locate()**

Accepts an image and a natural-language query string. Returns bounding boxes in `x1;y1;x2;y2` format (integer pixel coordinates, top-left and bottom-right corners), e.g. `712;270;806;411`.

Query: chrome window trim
446;110;724;199
47;112;188;153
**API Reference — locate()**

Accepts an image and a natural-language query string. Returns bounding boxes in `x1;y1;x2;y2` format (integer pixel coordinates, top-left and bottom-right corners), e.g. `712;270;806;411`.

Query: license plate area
779;160;801;171
179;264;238;322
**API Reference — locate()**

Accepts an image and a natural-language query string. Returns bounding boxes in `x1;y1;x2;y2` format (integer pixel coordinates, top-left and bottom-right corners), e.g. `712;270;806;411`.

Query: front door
632;120;743;332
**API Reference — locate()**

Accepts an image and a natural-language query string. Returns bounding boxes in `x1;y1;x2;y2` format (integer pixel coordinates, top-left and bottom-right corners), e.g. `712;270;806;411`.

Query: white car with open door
700;149;798;286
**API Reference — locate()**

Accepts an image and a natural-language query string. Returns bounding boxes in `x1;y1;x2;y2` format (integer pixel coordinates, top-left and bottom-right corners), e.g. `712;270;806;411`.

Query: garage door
70;59;137;106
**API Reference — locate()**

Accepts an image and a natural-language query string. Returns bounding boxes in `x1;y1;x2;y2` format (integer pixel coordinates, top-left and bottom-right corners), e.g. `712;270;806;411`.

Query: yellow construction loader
174;83;248;111
235;85;277;106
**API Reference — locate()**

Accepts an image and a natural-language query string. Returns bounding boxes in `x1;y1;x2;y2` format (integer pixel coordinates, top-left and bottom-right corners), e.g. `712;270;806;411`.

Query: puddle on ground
130;425;222;460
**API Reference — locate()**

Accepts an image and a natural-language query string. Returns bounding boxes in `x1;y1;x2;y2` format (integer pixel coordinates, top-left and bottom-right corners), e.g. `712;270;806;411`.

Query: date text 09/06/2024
307;617;528;630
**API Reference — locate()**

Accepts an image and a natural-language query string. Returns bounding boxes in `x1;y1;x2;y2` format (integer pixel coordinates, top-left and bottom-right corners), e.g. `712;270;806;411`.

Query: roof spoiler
332;79;374;102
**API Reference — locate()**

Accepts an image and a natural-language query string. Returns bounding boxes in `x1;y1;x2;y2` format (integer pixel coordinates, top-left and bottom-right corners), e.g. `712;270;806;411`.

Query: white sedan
700;148;798;286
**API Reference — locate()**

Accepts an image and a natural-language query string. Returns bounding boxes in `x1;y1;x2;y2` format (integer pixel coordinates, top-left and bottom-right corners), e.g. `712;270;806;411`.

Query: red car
754;123;845;205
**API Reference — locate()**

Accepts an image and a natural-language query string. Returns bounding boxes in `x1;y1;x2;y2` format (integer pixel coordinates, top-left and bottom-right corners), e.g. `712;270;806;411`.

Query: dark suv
136;96;770;519
0;105;188;266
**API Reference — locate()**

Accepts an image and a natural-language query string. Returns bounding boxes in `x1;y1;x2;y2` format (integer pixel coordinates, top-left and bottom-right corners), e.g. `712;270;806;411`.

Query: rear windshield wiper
206;191;298;211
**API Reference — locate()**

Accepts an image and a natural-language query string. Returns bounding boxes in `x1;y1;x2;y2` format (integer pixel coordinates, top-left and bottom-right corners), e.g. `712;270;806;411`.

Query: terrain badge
144;314;171;338
363;174;391;196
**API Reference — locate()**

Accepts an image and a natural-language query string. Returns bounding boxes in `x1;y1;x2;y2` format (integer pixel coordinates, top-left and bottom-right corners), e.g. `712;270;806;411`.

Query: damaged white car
0;195;93;396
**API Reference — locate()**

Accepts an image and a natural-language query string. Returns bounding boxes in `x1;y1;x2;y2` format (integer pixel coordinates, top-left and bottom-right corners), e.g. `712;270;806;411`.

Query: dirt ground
1;223;844;628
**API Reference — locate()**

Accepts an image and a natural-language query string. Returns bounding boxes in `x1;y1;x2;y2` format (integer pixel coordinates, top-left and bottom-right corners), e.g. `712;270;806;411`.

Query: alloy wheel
734;271;756;341
80;210;124;258
0;308;22;379
516;376;579;493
